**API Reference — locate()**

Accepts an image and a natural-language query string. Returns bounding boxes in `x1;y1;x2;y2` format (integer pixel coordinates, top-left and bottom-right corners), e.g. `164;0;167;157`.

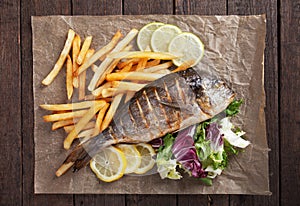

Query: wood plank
123;0;173;15
123;1;176;205
228;0;279;205
74;195;125;206
178;194;228;206
126;195;176;206
71;0;125;205
20;0;73;205
0;0;21;205
175;1;228;206
280;0;300;205
175;0;227;15
72;0;122;15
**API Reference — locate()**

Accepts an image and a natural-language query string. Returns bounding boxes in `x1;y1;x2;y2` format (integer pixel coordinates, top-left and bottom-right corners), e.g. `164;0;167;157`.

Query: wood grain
0;0;21;205
72;0;122;15
280;0;300;205
123;0;173;15
175;0;226;15
20;0;73;205
71;0;125;205
228;0;279;205
126;195;176;206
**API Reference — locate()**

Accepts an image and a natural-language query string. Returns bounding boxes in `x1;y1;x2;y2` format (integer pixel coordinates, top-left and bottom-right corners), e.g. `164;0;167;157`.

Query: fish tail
56;129;115;177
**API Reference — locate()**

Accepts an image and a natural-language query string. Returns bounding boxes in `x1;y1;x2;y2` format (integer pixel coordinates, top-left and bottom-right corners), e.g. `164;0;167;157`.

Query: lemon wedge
134;143;156;174
168;32;204;67
90;146;127;182
151;24;182;52
137;22;165;51
117;144;141;174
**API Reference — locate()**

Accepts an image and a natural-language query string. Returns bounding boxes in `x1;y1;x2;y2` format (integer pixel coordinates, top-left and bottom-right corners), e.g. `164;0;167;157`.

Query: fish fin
158;99;182;110
158;99;195;115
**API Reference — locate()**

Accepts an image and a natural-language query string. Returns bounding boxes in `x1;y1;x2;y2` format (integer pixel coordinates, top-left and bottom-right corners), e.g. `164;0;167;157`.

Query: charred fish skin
177;68;235;116
63;68;235;172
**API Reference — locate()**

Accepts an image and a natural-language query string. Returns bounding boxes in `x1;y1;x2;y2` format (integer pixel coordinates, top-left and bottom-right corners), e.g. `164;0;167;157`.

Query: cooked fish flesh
57;68;235;176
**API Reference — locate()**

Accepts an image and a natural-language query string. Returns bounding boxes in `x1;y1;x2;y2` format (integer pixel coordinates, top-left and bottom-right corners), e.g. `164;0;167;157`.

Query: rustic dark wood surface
0;0;299;205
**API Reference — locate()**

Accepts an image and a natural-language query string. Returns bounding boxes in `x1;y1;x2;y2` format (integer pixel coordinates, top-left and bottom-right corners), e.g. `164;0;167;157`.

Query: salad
154;99;250;185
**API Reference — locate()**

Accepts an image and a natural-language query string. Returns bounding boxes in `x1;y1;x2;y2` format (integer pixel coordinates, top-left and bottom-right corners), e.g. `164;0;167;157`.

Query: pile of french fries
40;28;191;150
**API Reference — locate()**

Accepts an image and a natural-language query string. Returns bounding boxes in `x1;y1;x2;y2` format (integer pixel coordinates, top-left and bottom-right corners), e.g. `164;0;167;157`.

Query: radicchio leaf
172;125;207;178
205;122;224;152
149;138;163;149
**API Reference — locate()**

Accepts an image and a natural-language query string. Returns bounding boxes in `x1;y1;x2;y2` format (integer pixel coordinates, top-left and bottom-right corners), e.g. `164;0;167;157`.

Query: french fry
91;82;112;97
111;81;146;91
78;128;96;138
77;36;93;65
106;72;164;82
64;102;104;149
78;69;86;100
64;121;96;133
136;58;148;71
94;44;134;87
56;162;74;177
102;81;146;98
40;100;106;111
93;103;110;136
91;64;97;72
52;119;78;130
108;51;179;60
77;30;122;76
42;29;75;85
51;110;69;114
123;44;133;52
88;29;139;91
119;62;133;73
102;88;126;98
84;94;107;101
143;61;173;73
145;59;160;68
125;91;135;103
171;60;195;73
95;58;121;87
98;42;131;63
101;94;123;131
72;34;81;88
66;55;73;99
99;53;107;62
117;58;140;69
43;109;88;122
78;49;95;100
154;69;171;74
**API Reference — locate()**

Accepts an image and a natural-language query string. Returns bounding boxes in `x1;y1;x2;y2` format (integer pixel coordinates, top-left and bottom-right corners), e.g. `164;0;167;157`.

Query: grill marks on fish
59;68;235;173
143;90;164;135
135;99;149;128
175;78;186;104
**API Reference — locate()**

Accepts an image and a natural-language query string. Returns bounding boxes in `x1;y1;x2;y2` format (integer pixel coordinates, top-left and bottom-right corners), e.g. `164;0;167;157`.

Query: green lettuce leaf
156;134;182;180
225;99;243;116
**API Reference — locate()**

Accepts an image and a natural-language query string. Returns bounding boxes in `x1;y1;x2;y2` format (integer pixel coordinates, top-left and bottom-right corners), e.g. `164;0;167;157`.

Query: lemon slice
137;22;165;51
168;32;204;67
151;24;182;52
90;146;127;182
117;144;141;174
134;143;156;174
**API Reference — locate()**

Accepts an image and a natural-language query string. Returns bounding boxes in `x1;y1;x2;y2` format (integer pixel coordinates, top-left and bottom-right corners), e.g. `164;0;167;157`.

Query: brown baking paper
32;15;270;194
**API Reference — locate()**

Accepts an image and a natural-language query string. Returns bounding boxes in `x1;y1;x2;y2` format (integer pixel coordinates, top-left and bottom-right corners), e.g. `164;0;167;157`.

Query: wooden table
0;0;298;205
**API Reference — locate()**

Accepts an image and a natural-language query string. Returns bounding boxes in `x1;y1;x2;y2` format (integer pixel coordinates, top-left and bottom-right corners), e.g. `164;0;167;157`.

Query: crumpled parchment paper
32;15;270;194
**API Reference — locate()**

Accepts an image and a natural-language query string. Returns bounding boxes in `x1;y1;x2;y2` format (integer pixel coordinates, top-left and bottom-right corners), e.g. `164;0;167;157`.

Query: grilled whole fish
57;68;235;175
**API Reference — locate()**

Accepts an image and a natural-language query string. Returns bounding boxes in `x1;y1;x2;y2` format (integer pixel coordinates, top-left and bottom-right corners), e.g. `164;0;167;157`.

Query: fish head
194;77;235;116
178;68;235;117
